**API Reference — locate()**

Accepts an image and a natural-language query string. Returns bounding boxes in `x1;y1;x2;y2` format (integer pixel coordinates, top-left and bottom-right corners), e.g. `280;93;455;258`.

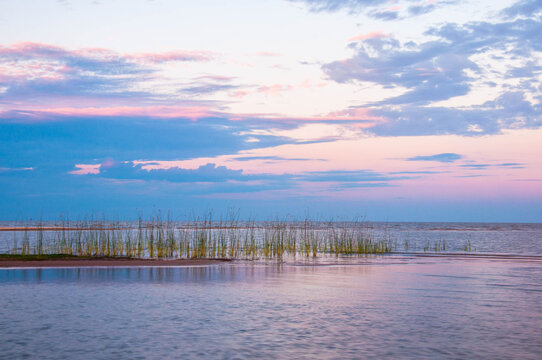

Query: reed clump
423;239;447;253
3;214;413;260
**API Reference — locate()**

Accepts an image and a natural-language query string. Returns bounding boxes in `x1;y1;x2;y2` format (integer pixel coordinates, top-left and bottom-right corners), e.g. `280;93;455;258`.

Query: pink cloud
229;90;249;98
0;42;213;67
298;79;327;89
69;164;101;175
253;51;281;57
127;50;213;63
348;31;389;42
323;108;385;122
34;105;219;120
0;42;64;57
100;159;116;169
69;159;121;176
194;75;234;82
0;42;212;63
258;84;293;96
230;108;386;125
0;42;123;67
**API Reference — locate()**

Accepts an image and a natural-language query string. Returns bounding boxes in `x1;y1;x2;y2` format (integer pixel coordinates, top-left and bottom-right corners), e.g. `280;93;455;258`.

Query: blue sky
1;0;541;221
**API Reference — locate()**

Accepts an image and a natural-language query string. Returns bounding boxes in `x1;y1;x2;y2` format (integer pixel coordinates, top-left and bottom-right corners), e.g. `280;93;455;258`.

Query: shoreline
0;256;233;268
0;227;125;232
2;252;542;269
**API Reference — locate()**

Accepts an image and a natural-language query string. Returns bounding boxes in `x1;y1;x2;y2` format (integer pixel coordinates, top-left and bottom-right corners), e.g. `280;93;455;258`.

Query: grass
2;213;472;260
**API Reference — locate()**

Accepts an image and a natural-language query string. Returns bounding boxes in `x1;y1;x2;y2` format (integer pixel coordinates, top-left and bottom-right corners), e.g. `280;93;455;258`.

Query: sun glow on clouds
130;127;542;183
35;106;218;119
240;123;368;143
69;164;100;175
348;31;389;42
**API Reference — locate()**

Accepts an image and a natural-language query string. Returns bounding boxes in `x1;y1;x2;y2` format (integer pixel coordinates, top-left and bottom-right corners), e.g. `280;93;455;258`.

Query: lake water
1;222;542;359
369;222;542;255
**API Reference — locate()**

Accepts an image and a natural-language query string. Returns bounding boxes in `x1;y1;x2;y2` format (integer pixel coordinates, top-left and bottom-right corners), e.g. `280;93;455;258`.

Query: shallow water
370;222;542;255
1;256;541;359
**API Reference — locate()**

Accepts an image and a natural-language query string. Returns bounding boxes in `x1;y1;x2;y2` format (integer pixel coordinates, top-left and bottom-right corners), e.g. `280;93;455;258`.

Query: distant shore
0;227;124;231
0;226;259;231
0;255;232;268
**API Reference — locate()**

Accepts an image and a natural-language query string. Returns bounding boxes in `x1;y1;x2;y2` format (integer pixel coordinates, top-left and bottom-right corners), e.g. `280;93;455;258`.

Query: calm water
1;256;542;359
1;222;542;359
369;222;542;255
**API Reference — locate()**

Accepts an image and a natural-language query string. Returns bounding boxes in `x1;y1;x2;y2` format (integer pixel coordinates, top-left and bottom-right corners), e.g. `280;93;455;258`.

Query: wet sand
0;257;232;268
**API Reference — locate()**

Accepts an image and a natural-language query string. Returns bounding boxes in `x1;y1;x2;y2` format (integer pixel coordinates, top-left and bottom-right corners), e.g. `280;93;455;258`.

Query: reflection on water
1;258;541;360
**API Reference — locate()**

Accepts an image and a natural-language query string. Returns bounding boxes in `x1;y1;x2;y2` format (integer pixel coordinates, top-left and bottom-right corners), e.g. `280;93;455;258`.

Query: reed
3;213;465;259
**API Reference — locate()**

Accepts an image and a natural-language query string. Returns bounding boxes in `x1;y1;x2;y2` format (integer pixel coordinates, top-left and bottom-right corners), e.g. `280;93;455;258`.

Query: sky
1;0;541;221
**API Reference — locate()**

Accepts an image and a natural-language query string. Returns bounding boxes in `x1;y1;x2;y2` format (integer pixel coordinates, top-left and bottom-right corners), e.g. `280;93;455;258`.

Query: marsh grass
423;239;447;252
3;213;463;259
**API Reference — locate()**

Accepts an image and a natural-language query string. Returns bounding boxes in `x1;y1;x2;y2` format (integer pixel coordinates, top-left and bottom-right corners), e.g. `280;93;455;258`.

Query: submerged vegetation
2;213;474;259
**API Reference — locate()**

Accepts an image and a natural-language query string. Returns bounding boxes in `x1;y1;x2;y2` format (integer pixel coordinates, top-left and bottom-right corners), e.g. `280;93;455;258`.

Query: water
1;256;542;359
369;222;542;255
1;222;542;359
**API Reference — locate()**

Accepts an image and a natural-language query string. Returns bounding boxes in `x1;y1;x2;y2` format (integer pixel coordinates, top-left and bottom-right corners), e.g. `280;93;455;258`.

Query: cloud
66;157;416;197
368;9;399;21
502;0;542;18
67;161;297;195
127;50;213;63
498;163;525;168
1;105;221;121
177;74;241;96
0;115;292;172
390;170;447;175
257;84;293;96
460;164;491;169
181;83;237;95
289;0;383;13
369;91;541;136
407;4;436;16
193;75;235;82
290;0;453;18
98;162;250;183
323;35;477;105
348;31;388;42
0;42;215;110
296;169;411;183
69;164;100;175
323;14;542;135
233;156;324;162
458;162;526;170
327;16;542;94
330;181;393;189
71;160;411;187
407;153;463;163
0;167;34;172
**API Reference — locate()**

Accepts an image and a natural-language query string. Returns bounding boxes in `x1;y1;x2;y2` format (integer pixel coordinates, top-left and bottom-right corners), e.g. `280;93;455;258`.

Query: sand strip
0;258;232;268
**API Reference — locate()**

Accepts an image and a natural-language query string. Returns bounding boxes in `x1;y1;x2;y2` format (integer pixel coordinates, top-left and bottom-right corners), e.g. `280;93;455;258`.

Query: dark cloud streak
408;153;463;163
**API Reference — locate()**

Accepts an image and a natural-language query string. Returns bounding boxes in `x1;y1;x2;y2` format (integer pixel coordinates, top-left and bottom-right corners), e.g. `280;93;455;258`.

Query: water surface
1;256;541;359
